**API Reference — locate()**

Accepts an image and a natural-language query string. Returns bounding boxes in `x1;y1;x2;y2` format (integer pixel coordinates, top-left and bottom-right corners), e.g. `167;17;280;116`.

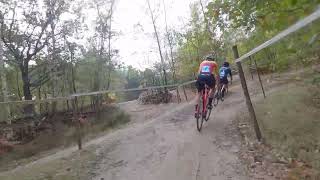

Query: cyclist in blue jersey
219;61;232;98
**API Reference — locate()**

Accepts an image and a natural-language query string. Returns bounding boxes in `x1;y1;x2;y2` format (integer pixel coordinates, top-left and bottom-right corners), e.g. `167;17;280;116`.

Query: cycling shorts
196;74;216;92
220;77;229;85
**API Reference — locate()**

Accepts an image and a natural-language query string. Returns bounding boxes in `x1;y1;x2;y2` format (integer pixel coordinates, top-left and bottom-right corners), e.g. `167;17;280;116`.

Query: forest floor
0;65;319;180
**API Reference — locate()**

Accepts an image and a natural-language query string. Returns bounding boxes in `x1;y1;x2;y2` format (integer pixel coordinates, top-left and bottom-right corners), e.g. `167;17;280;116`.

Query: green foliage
176;0;320;77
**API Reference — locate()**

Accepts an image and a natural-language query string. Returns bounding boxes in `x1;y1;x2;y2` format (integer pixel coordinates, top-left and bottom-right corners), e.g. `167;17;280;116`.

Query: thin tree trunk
21;65;34;116
199;0;215;47
16;69;22;100
44;88;49;113
50;17;58;115
146;0;168;86
106;70;111;90
162;0;181;100
107;0;115;90
0;39;11;123
37;86;42;115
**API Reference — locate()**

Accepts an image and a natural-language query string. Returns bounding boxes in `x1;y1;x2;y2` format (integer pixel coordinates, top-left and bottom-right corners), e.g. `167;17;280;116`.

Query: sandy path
91;82;249;180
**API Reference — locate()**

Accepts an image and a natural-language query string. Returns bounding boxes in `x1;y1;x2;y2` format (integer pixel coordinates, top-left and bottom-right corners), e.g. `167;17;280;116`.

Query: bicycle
213;84;222;106
195;83;212;132
219;79;232;101
213;77;232;105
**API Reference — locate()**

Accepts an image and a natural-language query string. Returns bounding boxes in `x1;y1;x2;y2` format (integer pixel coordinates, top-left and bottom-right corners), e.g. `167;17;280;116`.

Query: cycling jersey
219;66;232;79
198;60;219;76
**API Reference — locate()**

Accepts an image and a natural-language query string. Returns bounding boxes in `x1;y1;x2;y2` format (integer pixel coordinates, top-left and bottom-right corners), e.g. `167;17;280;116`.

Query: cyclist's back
195;55;219;112
199;60;218;76
219;62;232;84
196;60;218;92
219;61;232;98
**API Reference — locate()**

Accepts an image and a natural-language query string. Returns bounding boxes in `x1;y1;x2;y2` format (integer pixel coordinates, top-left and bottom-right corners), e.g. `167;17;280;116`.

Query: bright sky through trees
113;0;196;69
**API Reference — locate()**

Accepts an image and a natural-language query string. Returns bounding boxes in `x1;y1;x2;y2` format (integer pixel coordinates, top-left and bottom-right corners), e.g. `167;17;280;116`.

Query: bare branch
8;6;16;42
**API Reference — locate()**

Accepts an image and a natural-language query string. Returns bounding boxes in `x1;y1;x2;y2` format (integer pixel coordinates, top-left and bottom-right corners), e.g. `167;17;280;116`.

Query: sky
112;0;197;70
1;0;197;70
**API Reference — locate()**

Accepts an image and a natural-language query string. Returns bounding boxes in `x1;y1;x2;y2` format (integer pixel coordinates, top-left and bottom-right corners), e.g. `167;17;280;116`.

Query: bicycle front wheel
196;98;204;132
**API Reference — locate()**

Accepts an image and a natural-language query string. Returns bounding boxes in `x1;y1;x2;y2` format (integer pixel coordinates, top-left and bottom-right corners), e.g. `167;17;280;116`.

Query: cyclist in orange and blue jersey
195;55;220;116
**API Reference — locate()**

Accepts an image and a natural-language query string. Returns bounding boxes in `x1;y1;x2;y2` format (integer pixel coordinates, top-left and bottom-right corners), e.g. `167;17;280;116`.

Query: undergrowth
0;106;130;172
254;70;320;178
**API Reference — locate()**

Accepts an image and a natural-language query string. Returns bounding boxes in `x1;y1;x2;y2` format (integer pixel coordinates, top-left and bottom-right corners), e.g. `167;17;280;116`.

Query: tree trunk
16;69;22;100
0;39;11;123
106;70;111;90
37;86;42;115
199;0;215;47
21;65;34;116
44;88;49;113
147;0;168;86
107;0;115;90
50;19;58;115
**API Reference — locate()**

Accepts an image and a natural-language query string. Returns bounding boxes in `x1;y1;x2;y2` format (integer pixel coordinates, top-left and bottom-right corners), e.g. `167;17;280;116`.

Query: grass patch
0;147;98;180
0;106;130;172
255;80;320;174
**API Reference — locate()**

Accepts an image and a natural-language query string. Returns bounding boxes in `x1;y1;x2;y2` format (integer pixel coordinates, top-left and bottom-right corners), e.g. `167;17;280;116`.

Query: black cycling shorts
196;74;216;92
220;77;229;85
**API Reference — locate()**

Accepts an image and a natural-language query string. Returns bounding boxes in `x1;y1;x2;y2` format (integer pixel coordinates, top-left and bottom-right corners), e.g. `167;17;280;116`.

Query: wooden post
182;85;188;101
249;56;254;80
233;45;262;142
253;58;266;98
72;97;82;150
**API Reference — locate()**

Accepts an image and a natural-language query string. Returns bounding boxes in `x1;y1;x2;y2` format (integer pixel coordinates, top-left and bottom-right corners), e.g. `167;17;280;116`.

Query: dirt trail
91;82;249;180
1;69;315;180
0;80;250;180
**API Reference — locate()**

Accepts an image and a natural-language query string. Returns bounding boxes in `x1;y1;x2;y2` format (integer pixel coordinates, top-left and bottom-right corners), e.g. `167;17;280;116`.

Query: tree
0;0;67;114
45;0;70;114
0;33;10;123
146;0;168;86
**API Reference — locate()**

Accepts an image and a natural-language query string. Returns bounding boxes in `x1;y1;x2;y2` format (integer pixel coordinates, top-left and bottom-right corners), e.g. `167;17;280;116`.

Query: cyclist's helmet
223;61;230;67
205;55;215;61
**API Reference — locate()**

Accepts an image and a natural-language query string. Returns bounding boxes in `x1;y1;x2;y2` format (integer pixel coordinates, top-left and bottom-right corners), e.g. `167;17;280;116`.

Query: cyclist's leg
221;78;228;98
207;75;216;108
195;75;204;115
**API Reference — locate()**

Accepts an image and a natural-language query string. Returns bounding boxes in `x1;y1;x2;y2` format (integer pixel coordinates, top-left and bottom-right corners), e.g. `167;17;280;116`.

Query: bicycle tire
196;113;202;131
196;97;204;132
205;107;212;121
213;92;219;106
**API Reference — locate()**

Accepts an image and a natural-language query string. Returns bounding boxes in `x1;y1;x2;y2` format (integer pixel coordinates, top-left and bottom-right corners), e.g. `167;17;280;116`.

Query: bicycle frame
196;84;212;131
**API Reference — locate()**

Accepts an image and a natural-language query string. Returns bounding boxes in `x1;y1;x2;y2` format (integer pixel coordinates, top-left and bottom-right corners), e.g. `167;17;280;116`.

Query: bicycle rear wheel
213;92;219;106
